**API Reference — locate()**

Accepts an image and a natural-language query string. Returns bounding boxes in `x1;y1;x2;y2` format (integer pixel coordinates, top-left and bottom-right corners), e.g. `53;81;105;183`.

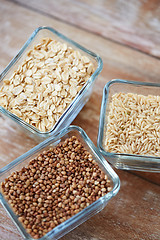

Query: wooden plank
131;171;160;185
0;1;159;239
0;116;40;168
13;0;160;58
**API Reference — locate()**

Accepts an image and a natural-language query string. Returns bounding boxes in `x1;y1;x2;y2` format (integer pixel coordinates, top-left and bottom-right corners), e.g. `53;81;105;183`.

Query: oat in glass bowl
0;27;103;139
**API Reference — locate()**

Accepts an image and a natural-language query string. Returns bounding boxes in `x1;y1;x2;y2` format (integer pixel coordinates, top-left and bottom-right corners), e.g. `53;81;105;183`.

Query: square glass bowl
0;26;103;139
97;79;160;172
0;125;120;240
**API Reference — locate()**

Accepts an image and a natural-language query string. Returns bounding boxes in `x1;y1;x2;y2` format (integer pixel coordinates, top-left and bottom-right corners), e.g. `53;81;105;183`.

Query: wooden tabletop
0;0;160;239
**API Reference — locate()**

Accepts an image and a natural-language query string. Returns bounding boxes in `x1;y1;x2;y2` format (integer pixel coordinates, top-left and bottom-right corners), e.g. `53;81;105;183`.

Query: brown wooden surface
0;0;160;239
14;0;160;58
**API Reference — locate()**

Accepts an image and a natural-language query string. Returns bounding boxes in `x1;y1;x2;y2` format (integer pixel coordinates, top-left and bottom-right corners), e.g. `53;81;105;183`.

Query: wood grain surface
13;0;160;58
0;0;160;239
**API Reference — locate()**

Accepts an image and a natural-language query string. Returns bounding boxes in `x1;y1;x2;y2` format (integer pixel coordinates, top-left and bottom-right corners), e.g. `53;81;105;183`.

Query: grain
0;38;95;132
1;136;112;239
104;92;160;157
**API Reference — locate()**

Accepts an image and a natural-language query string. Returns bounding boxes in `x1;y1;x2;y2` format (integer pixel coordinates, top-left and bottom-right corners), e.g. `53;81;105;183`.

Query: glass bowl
0;125;120;240
97;79;160;172
0;26;103;139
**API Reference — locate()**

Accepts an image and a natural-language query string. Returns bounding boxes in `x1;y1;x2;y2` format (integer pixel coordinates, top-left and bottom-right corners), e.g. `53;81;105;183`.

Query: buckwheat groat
1;136;112;239
0;38;95;132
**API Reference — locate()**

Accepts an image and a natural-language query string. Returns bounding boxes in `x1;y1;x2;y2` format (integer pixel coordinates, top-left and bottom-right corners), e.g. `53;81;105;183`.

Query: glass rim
0;26;103;136
97;79;160;162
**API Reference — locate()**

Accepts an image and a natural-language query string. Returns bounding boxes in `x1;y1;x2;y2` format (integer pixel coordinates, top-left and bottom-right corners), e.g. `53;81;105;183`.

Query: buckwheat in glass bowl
0;125;120;240
97;79;160;172
0;27;103;139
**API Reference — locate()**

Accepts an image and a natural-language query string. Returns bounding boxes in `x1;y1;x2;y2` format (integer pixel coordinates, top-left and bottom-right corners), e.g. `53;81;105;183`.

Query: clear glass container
0;26;103;139
97;79;160;172
0;125;120;240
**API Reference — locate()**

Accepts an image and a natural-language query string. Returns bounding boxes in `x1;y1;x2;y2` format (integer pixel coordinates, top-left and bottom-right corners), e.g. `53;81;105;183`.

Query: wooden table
0;0;160;239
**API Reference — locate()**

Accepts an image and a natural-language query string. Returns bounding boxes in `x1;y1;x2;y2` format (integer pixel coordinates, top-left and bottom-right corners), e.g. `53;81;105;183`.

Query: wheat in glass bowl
97;79;160;172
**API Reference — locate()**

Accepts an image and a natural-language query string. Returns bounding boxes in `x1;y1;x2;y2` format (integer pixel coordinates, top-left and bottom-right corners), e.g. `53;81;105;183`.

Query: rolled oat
0;38;95;132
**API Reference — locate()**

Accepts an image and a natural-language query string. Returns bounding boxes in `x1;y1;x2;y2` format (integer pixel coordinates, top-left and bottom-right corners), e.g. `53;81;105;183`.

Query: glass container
97;79;160;172
0;125;120;240
0;27;103;139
